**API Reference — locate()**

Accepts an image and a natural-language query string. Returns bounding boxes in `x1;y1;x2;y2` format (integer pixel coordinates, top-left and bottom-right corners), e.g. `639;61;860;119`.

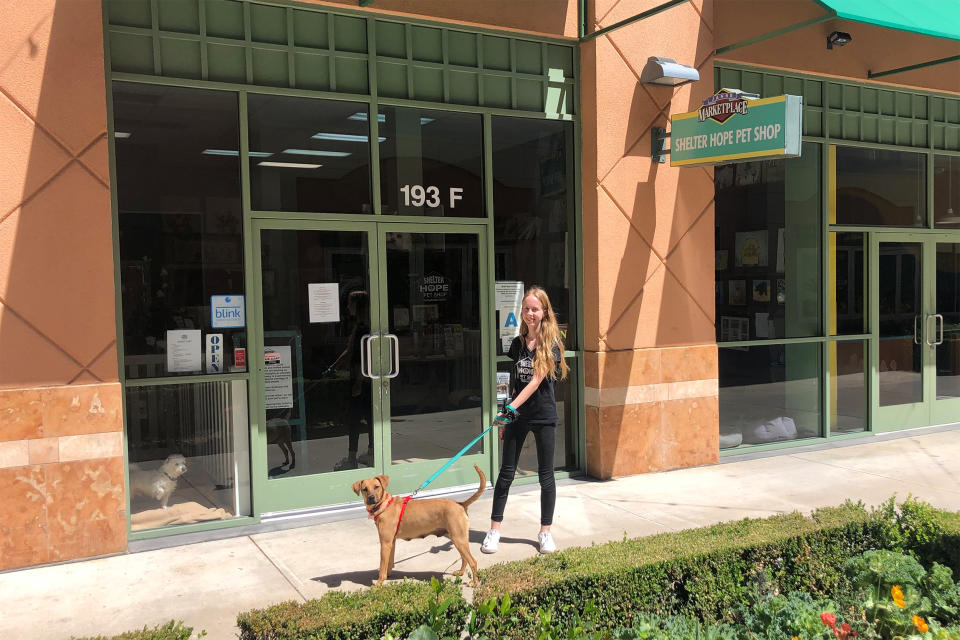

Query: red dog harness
368;495;414;536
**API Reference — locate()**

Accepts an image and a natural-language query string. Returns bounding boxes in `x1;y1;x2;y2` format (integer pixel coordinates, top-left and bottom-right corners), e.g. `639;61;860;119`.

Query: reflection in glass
831;340;867;433
386;233;483;464
936;243;960;399
715;142;821;341
497;359;576;475
113;83;246;379
878;241;922;406
832;232;865;335
378;106;483;217
259;229;375;477
718;343;821;449
248;95;372;213
125;381;251;531
836;147;925;226
934;155;960;228
493;117;575;350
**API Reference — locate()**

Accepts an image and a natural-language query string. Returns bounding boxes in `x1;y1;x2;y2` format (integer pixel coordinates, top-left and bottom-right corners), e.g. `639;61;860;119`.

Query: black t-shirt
508;335;561;425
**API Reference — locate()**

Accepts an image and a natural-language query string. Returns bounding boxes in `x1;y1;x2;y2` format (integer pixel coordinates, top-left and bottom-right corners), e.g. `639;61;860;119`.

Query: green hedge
235;498;960;640
236;577;466;640
71;620;199;640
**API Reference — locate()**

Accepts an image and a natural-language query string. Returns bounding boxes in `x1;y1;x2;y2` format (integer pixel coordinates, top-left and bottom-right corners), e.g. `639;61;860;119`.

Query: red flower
821;613;837;628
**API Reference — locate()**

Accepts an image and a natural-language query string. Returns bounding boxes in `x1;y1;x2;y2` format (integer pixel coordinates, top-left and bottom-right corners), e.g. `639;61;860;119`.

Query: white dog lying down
130;454;188;509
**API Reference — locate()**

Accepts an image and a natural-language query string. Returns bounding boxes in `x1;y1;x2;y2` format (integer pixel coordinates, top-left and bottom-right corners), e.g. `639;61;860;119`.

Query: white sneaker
538;531;557;554
480;529;500;554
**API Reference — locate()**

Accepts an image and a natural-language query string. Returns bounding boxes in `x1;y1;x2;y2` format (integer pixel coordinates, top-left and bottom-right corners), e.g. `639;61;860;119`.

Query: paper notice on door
755;312;770;338
308;283;339;323
166;330;202;373
263;345;293;409
496;281;524;352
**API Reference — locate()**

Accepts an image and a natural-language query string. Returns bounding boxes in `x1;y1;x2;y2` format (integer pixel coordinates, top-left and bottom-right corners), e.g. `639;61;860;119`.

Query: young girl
481;287;569;555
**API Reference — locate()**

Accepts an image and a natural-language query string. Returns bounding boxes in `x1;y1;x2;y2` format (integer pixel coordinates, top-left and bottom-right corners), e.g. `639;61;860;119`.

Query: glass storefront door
251;219;488;512
872;233;960;430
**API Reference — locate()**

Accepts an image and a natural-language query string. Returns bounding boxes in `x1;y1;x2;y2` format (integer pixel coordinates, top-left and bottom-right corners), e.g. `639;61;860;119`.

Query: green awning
814;0;960;42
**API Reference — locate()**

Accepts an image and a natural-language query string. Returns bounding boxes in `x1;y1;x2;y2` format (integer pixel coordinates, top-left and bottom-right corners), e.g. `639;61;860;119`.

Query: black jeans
491;421;556;526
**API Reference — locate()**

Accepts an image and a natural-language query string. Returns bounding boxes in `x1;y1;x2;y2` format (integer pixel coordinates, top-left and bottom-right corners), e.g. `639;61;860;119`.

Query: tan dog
352;465;486;587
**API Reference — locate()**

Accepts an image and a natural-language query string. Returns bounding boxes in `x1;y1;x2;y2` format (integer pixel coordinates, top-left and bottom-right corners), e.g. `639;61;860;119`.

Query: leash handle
414;423;495;495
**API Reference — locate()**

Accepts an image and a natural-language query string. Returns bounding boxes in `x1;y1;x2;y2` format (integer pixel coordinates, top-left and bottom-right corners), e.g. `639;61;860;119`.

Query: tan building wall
0;0;124;570
581;0;720;478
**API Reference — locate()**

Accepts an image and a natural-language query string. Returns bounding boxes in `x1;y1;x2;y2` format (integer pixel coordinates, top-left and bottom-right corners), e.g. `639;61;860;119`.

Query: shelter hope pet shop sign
669;90;802;167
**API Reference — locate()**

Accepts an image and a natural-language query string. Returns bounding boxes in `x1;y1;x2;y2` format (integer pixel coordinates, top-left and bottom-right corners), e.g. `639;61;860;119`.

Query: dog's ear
351;480;363;496
376;475;390;490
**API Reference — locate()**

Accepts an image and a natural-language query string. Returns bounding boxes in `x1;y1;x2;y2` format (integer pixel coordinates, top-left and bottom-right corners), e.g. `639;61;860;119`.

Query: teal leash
409;424;495;498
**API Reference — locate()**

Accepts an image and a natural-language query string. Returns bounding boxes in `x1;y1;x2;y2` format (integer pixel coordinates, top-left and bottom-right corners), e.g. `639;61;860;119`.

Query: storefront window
831;340;867;434
492;117;575;352
378;106;483;217
113;83;246;379
835;147;926;227
248;94;372;213
125;380;251;530
934;155;960;228
831;232;866;335
715;142;821;342
719;343;821;449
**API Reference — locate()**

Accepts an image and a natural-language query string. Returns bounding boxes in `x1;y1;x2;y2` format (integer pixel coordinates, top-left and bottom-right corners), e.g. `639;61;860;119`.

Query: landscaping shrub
236;498;960;640
236;577;467;640
71;620;201;640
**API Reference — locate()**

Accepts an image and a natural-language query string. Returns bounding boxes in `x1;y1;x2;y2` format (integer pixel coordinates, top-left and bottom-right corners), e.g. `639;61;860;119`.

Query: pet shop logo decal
698;90;749;124
419;273;449;302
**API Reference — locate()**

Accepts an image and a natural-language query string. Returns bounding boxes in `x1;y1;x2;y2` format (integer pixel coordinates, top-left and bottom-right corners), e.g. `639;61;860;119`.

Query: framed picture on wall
729;280;746;305
752;279;771;302
735;231;768;267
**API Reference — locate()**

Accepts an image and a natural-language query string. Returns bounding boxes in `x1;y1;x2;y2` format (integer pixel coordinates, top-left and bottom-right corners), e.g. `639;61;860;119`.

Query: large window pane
719;343;821;449
836;147;925;226
378;106;483;217
831;340;867;433
113;83;245;379
125;380;251;531
715;142;821;341
492;117;575;351
878;241;922;407
934;155;960;228
936;242;960;400
831;232;866;335
248;94;372;213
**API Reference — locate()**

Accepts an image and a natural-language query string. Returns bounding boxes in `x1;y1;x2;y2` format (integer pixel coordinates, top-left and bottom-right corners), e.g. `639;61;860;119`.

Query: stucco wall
581;0;720;478
0;0;124;570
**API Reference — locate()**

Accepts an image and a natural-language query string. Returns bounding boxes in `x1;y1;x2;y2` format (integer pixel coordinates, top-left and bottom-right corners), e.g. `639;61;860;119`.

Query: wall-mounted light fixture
640;56;699;86
826;31;852;50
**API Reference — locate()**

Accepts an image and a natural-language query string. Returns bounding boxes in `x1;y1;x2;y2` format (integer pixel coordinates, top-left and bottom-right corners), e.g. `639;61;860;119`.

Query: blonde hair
519;287;569;381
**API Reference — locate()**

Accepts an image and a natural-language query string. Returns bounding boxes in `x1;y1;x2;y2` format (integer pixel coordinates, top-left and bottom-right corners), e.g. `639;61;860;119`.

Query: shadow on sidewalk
312;569;448;588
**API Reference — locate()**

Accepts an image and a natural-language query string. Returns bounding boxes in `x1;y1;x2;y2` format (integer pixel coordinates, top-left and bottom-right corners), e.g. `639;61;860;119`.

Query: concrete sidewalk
1;427;958;640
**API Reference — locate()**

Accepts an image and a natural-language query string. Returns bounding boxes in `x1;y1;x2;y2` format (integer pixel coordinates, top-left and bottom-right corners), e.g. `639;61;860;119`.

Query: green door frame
871;230;960;432
249;217;492;514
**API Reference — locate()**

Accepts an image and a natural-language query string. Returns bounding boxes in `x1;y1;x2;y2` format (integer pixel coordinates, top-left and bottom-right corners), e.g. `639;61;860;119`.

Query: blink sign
211;295;245;328
669;91;802;167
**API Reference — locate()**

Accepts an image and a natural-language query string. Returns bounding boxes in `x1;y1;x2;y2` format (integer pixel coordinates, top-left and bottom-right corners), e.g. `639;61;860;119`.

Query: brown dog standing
352;464;486;587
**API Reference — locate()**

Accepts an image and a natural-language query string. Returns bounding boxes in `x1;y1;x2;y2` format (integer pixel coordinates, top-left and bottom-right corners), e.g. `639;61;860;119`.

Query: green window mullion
928;152;935;228
367;17;381;216
243;2;253;84
405;23;414;100
540;42;548;115
476;35;484;106
198;0;209;80
286;8;296;87
509;39;517;111
150;0;162;75
327;14;337;91
441;29;450;103
124;373;251;388
482;112;493;222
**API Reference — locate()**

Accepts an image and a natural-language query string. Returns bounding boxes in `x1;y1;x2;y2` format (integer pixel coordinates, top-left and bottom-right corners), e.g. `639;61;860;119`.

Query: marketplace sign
669;91;802;167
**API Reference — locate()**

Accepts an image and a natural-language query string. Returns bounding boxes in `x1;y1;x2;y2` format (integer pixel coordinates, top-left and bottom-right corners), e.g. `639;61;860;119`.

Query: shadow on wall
0;0;117;389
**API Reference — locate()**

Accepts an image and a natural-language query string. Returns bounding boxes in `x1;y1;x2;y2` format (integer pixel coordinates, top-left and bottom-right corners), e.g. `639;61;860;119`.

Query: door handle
935;314;945;346
384;334;400;379
361;334;382;379
926;315;936;346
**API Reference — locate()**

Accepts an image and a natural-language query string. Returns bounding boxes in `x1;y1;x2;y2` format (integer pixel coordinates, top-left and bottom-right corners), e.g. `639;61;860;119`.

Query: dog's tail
458;464;487;512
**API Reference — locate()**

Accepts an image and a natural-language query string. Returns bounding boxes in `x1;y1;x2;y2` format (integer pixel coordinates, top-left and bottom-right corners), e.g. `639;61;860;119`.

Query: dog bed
131;501;232;531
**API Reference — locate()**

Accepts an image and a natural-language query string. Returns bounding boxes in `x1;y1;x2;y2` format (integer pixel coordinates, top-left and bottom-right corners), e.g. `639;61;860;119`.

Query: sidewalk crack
249;536;310;603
